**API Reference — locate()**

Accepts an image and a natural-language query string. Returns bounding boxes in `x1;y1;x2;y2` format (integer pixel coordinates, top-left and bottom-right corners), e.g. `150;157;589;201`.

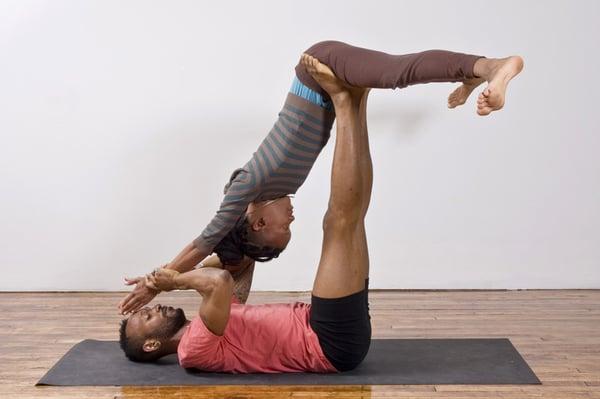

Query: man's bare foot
447;77;485;109
300;53;366;103
475;56;524;116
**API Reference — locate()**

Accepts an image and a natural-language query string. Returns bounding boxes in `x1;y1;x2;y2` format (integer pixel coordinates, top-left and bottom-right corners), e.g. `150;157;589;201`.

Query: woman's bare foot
474;56;524;116
447;77;485;109
300;53;366;103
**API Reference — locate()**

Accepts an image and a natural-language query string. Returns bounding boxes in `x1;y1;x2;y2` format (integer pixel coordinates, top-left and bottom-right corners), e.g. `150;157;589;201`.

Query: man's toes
301;54;309;68
302;53;313;69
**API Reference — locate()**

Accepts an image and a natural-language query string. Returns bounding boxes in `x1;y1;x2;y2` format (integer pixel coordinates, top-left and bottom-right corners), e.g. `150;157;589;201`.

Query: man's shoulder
182;317;224;341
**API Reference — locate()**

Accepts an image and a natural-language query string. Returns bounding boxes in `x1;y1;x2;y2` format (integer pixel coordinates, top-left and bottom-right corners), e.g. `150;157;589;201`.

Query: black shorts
309;279;372;372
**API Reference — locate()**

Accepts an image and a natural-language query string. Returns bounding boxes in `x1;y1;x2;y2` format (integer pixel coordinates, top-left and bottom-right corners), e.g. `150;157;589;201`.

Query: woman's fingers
124;276;142;286
127;300;143;314
118;292;136;313
123;299;142;315
144;276;158;291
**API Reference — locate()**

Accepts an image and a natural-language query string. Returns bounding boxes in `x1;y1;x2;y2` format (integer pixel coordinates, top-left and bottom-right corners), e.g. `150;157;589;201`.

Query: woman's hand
145;268;181;292
118;276;159;315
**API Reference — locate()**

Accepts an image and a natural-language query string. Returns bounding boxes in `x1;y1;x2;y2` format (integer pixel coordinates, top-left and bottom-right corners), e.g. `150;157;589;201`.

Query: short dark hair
119;319;156;363
214;216;284;265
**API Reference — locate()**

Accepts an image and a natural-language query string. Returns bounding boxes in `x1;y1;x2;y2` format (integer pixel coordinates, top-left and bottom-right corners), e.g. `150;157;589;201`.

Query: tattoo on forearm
233;263;255;304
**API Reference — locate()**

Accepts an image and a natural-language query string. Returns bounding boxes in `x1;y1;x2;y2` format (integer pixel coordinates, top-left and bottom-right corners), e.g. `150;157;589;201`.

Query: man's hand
118;276;159;315
145;268;181;292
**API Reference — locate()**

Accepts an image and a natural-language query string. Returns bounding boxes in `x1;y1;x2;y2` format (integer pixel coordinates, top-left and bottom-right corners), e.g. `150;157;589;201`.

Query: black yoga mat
37;338;540;386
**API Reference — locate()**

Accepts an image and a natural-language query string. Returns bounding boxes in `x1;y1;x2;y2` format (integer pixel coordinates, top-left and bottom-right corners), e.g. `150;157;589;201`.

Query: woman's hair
214;216;284;265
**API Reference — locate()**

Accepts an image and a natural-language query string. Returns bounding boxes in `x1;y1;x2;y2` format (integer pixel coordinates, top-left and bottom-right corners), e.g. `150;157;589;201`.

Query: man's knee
322;208;361;233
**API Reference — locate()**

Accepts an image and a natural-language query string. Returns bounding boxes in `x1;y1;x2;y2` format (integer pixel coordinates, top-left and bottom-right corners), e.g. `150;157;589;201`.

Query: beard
155;308;187;339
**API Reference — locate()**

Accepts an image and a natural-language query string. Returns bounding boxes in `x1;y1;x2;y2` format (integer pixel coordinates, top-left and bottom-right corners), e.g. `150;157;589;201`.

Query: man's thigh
309;278;371;371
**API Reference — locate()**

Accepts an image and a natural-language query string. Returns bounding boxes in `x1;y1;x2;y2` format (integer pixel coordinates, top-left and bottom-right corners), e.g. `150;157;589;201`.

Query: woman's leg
295;40;484;94
295;41;524;116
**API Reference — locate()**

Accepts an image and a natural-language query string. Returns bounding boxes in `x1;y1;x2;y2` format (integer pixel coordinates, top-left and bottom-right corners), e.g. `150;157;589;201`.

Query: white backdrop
1;0;598;291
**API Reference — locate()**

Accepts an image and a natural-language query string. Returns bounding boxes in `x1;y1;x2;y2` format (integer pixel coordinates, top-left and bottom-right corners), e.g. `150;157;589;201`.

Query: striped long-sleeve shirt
192;78;336;256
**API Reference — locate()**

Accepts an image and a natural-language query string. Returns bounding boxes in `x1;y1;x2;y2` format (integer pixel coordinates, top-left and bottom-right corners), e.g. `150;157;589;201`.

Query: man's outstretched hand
118;276;159;315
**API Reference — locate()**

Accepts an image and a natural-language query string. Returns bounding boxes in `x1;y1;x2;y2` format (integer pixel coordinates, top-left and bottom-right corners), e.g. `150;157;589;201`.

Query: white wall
1;0;598;291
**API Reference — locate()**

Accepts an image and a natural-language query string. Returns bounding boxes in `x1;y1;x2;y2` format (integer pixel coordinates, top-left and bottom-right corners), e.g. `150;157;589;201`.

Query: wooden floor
1;290;599;398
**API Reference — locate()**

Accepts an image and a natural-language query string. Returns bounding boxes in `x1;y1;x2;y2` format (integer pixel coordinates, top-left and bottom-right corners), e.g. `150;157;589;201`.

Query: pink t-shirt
177;301;336;373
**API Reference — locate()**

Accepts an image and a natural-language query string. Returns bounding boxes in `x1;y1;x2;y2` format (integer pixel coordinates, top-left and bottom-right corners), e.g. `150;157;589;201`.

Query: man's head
119;304;187;362
214;195;295;265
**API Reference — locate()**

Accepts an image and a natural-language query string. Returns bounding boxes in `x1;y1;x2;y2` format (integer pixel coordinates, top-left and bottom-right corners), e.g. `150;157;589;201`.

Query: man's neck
162;320;191;355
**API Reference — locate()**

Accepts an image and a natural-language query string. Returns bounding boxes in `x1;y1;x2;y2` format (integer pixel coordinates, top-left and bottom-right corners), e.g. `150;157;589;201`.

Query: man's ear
250;217;266;232
142;339;161;353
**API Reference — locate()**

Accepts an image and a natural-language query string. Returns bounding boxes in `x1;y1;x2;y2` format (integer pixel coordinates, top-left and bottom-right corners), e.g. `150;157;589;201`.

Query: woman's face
246;196;295;250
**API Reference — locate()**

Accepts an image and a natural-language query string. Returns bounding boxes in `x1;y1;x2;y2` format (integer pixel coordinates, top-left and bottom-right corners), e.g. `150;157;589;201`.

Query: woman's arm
118;244;210;314
199;253;225;269
165;241;209;273
118;170;257;314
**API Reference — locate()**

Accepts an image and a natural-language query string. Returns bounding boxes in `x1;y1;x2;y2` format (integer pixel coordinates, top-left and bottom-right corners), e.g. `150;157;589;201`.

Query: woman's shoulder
223;167;259;194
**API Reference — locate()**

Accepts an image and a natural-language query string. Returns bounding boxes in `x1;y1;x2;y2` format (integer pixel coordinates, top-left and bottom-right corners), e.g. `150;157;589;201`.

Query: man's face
126;304;186;345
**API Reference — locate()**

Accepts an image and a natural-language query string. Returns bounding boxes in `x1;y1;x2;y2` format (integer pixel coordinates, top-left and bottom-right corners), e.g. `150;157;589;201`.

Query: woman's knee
304;40;346;58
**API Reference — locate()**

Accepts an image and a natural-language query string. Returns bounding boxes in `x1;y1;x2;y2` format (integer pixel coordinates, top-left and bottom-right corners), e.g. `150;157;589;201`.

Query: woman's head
246;195;295;249
214;195;295;265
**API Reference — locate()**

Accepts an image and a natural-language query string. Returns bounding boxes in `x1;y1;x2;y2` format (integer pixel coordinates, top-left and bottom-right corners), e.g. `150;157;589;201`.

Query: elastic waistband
290;77;333;110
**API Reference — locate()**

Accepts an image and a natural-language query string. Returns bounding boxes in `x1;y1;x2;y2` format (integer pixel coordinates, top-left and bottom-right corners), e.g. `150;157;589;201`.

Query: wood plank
0;290;599;398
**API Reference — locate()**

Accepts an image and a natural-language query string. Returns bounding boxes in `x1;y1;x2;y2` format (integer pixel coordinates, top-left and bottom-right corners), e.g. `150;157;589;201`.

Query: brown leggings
295;41;484;98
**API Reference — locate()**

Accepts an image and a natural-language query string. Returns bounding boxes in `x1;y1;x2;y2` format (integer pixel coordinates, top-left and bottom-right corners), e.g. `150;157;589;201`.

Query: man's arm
149;267;234;336
176;268;233;336
117;242;210;315
195;254;255;304
119;169;257;314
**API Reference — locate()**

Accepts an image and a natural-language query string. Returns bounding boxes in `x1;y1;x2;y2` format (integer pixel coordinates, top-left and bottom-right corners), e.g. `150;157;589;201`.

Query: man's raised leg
300;54;373;299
